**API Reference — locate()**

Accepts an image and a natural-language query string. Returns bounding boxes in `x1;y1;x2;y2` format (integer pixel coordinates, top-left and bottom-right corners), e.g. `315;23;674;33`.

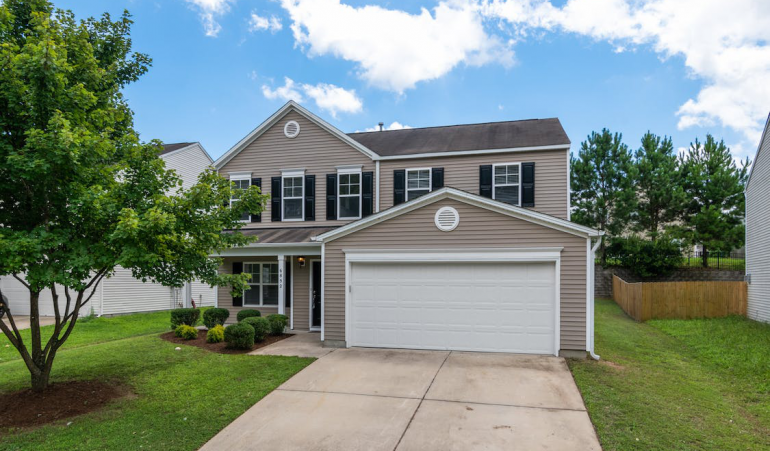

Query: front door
311;261;322;328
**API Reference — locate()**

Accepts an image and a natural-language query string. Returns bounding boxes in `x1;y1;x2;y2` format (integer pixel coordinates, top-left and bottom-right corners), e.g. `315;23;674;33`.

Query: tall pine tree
571;129;637;264
633;132;685;240
678;135;749;266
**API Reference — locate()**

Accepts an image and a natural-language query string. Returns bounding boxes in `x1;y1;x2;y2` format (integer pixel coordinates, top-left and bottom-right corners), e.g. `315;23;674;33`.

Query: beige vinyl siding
291;258;311;330
379;149;569;219
162;144;212;190
323;198;587;351
747;128;770;323
220;111;375;228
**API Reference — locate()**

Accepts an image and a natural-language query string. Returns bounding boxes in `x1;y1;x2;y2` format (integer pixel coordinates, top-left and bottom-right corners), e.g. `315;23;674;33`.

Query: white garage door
349;261;557;355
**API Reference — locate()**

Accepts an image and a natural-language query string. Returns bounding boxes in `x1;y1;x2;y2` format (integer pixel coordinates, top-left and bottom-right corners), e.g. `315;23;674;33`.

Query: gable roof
160;142;214;163
312;187;602;242
214;101;379;169
746;112;770;191
347;119;570;158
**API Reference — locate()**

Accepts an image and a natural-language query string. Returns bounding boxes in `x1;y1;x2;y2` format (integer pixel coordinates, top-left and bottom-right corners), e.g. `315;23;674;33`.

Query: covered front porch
216;227;333;332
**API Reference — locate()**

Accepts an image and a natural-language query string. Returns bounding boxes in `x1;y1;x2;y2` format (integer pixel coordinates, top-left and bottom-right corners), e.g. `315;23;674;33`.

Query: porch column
277;254;285;315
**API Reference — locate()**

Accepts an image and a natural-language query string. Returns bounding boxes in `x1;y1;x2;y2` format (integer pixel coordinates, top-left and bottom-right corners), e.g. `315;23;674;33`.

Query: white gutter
588;238;601;360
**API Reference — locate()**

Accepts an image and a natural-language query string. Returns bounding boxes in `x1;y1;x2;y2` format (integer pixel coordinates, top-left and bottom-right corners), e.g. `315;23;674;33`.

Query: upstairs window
230;176;251;222
338;172;361;219
243;262;279;306
282;175;304;221
406;168;431;201
493;163;520;206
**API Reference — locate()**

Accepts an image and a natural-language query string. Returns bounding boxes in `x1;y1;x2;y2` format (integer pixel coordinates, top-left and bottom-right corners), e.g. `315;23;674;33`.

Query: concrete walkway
202;348;600;450
248;332;333;358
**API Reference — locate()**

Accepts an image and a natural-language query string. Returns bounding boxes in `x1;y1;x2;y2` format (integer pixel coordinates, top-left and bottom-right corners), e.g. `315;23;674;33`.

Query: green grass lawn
0;310;177;363
569;299;770;450
0;312;313;450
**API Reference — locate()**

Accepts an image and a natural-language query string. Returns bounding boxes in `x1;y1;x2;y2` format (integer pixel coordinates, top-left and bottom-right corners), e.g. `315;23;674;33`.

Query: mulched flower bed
0;380;131;430
159;329;292;354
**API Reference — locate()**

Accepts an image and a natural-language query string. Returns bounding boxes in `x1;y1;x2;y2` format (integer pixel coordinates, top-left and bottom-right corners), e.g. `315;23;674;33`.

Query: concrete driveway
201;348;600;451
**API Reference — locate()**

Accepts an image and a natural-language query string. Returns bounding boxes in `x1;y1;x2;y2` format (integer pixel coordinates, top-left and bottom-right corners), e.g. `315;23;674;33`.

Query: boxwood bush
206;325;225;343
174;324;199;340
224;323;255;350
268;314;289;336
170;308;200;328
243;316;270;342
236;309;261;322
203;308;230;329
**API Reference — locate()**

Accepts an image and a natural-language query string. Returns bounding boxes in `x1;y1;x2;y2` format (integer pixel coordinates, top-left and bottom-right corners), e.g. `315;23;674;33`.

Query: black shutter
431;168;444;190
250;178;262;222
232;262;243;307
326;174;337;220
271;177;282;222
522;162;535;207
393;170;406;205
479;165;493;198
362;171;374;217
305;175;316;221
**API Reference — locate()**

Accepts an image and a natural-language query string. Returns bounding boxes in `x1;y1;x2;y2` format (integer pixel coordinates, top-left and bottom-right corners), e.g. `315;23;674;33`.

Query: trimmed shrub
171;308;200;328
206;325;225;343
605;236;683;278
267;314;289;336
224;323;254;350
203;308;230;329
236;309;261;322
243;316;270;342
174;324;199;340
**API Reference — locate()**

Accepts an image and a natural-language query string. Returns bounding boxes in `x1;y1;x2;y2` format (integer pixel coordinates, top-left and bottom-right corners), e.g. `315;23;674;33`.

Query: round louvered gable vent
284;120;300;138
434;206;459;232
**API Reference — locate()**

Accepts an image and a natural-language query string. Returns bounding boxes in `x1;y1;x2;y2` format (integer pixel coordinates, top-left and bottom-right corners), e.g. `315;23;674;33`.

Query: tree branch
12;273;30;290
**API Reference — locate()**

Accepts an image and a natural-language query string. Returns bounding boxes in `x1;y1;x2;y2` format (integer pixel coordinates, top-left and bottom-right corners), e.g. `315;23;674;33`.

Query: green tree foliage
571;129;637;263
0;0;268;391
678;135;749;266
633;132;685;240
605;236;683;278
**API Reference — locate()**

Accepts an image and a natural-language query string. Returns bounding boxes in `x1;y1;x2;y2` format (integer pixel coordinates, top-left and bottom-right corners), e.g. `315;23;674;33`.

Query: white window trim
406;167;432;201
492;162;522;207
243;262;280;307
230;174;251;223
337;170;362;220
282;174;305;222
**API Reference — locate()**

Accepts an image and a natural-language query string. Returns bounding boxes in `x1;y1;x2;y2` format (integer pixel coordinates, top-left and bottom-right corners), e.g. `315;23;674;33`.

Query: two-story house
214;101;602;358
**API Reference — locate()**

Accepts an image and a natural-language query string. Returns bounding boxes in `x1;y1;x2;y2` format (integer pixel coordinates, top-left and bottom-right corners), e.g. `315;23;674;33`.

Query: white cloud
481;0;770;148
249;12;283;33
362;122;413;132
261;77;363;117
186;0;232;37
280;0;514;93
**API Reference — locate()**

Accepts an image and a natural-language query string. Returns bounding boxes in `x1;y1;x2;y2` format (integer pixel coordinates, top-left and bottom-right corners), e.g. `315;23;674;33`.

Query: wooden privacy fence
612;275;747;321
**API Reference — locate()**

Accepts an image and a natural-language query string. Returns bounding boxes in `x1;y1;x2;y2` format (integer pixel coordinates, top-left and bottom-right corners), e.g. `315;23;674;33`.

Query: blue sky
56;0;768;162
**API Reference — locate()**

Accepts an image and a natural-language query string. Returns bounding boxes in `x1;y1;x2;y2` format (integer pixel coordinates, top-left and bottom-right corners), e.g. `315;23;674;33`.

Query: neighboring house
1;142;216;317
214;101;602;357
746;113;770;323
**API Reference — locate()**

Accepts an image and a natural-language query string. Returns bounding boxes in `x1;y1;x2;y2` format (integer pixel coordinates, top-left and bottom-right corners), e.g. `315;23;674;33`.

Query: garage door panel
350;261;556;355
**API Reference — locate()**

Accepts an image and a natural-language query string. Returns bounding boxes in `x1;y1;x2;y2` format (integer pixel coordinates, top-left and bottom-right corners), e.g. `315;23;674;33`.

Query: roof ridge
347;118;560;135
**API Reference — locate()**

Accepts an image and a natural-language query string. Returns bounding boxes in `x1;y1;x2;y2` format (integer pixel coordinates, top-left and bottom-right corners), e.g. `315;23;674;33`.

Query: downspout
589;237;602;360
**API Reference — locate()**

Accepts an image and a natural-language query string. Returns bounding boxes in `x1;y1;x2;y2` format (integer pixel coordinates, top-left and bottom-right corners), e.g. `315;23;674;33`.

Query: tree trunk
31;367;50;392
600;236;607;266
702;246;709;268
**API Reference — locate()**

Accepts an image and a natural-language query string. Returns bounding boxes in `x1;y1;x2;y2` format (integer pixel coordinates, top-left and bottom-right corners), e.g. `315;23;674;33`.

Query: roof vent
284;120;300;138
434;206;459;232
378;122;384;131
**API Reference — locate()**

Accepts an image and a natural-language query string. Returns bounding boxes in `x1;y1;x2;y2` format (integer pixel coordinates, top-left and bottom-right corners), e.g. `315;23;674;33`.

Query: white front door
349;261;557;354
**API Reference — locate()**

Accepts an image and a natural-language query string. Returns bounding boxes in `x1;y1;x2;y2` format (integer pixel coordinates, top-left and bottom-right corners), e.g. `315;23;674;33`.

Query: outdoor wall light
297;256;306;267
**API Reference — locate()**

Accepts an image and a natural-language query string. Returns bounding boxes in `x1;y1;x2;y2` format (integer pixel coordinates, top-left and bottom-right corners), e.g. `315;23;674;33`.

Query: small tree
678;135;749;266
571;129;637;264
632;132;685;240
0;1;268;391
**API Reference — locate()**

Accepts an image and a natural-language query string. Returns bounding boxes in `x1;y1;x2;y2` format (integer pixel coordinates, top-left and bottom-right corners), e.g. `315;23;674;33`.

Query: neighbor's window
230;178;251;221
243;262;279;306
282;176;304;220
493;163;520;206
406;168;431;201
338;172;361;219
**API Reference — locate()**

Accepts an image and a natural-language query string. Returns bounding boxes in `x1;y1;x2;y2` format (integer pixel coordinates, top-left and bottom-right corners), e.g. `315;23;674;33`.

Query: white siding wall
1;275;100;317
99;267;175;315
747;127;770;323
162;144;213;190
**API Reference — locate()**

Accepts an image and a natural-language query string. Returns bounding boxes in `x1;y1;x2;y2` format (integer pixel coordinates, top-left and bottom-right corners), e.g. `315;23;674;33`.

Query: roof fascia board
313;187;601;242
745;112;770;191
374;144;571;161
214;101;379;169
